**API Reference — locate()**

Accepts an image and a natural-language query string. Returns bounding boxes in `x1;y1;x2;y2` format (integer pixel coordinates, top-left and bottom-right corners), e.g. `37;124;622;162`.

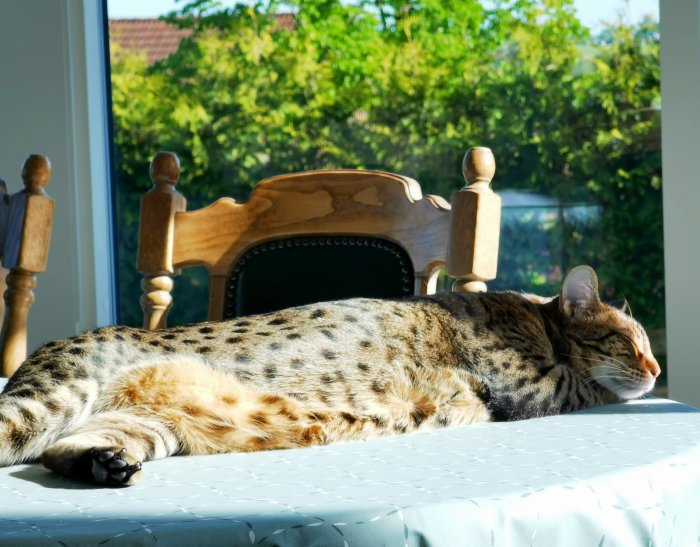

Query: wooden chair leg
140;274;174;330
0;269;36;376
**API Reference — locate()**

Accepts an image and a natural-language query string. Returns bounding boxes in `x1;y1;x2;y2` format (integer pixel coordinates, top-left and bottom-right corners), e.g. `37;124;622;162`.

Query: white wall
0;0;116;351
660;0;700;406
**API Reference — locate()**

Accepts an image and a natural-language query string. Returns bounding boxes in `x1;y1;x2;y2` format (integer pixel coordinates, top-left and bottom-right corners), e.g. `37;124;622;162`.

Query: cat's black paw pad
89;448;142;487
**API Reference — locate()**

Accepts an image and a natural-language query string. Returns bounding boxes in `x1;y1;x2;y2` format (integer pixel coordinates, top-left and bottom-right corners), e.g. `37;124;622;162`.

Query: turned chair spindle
137;153;186;330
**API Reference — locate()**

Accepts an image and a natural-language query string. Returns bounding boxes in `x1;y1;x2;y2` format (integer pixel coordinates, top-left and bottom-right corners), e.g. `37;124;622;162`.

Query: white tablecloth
1;392;699;546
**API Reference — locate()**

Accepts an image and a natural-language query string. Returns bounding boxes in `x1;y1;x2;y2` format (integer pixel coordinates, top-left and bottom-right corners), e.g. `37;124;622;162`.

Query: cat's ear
559;265;601;317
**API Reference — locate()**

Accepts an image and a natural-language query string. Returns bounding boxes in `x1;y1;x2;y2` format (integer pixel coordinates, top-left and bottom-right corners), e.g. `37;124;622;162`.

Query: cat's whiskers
561;353;629;370
560;352;635;393
570;351;653;399
581;370;625;382
581;374;625;386
561;353;628;373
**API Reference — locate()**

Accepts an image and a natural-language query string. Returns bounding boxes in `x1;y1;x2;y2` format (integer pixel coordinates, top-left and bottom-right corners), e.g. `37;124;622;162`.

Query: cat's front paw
90;447;142;487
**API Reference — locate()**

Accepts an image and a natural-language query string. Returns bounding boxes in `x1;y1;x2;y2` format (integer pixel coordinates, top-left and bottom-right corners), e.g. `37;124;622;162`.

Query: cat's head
558;265;660;400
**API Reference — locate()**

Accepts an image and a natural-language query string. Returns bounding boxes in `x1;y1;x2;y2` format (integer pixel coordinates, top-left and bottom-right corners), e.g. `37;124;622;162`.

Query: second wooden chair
0;155;55;376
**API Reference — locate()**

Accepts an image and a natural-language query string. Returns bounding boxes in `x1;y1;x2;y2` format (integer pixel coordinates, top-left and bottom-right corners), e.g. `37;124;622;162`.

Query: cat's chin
590;366;656;400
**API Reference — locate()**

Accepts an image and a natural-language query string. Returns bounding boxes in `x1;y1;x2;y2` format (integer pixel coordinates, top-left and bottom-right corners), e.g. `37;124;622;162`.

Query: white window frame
660;0;700;406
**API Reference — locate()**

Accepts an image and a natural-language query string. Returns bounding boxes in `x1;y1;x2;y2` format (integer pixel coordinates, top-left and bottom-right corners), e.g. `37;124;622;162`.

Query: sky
107;0;659;30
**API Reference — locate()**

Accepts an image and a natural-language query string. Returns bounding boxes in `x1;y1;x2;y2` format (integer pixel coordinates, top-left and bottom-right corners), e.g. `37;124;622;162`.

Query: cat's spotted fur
0;266;659;486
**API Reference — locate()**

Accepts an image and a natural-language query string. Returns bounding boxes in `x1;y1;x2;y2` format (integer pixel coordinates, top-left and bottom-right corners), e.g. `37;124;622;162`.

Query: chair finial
150;152;181;190
462;147;496;190
448;146;501;293
21;155;52;194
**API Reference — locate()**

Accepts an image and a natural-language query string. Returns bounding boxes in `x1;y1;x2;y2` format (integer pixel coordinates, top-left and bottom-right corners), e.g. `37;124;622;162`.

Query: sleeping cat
0;266;659;486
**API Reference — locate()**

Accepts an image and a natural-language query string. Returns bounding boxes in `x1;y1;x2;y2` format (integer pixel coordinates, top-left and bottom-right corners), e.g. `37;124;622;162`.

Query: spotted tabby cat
0;266;658;486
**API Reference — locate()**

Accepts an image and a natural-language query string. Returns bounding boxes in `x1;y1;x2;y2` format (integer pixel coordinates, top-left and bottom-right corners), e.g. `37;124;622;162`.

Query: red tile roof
109;19;191;64
109;14;296;64
274;13;296;31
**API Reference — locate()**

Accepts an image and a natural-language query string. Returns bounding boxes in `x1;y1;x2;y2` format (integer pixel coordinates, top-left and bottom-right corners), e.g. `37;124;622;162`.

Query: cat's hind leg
42;358;330;486
109;358;332;455
40;409;179;486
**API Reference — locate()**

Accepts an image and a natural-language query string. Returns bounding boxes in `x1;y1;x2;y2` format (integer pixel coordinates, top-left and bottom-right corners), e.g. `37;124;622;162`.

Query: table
1;394;699;546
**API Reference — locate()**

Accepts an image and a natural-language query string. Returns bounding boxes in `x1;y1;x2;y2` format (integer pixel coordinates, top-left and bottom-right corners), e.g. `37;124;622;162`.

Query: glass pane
106;0;664;389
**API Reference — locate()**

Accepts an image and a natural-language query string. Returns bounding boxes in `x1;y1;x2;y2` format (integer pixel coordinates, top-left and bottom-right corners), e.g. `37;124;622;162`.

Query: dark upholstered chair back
224;235;413;317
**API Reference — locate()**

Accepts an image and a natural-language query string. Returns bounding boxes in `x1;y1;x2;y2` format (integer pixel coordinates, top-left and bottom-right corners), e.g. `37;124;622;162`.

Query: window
106;0;664;387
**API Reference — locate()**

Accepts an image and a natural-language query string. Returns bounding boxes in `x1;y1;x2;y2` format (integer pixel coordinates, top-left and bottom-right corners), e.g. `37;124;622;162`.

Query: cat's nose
641;356;661;379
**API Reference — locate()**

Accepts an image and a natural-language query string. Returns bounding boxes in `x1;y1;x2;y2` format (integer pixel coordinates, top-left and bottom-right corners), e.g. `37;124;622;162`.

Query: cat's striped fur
0;266;659;486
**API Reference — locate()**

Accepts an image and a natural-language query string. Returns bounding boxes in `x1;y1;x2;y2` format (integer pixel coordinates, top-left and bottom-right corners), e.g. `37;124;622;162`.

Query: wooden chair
137;147;501;329
0;155;55;376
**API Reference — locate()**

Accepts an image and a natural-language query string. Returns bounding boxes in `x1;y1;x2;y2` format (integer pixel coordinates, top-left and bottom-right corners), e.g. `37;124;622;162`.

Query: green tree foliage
110;0;663;329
